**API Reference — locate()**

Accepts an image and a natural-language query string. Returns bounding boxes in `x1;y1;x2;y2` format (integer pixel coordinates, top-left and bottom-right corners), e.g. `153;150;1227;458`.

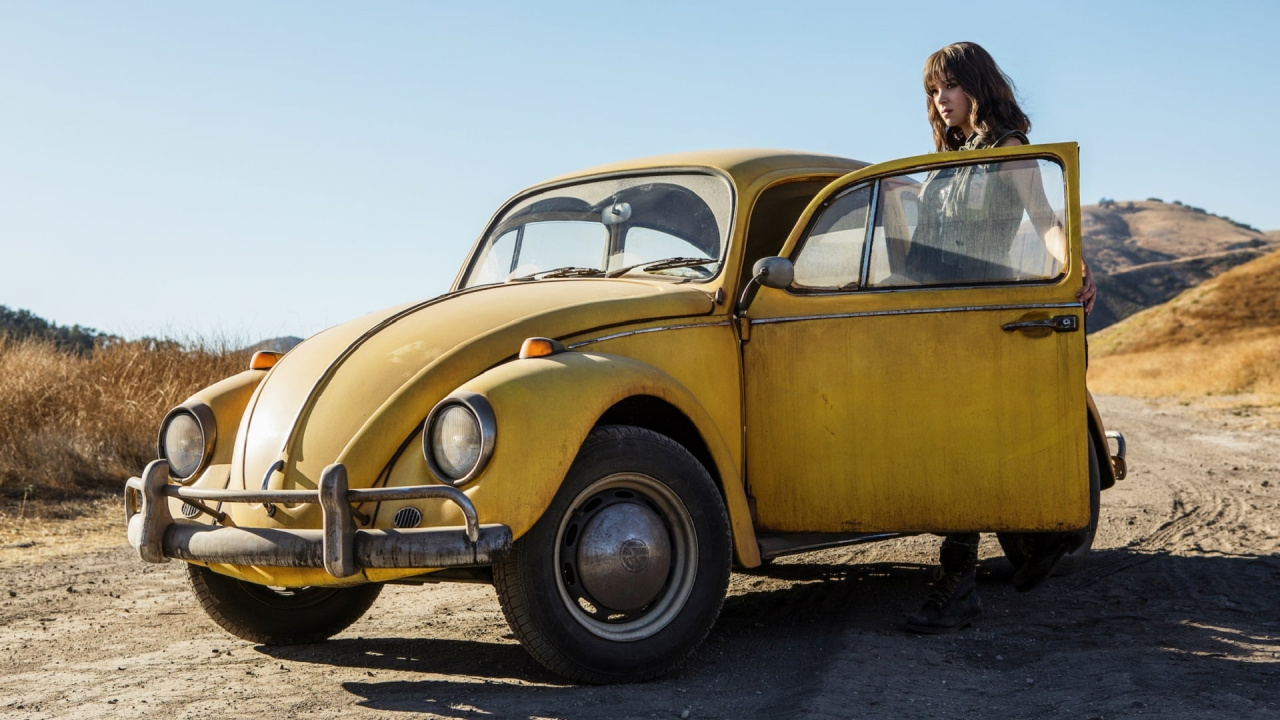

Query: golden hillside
1088;246;1280;399
1082;200;1275;332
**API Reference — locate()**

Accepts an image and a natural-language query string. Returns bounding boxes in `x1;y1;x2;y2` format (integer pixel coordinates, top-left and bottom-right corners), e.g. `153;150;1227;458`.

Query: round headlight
430;405;481;479
158;404;215;482
423;392;496;485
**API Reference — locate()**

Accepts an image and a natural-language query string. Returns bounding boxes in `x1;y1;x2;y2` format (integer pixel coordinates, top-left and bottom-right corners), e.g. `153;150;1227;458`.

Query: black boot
904;565;981;634
1011;532;1082;592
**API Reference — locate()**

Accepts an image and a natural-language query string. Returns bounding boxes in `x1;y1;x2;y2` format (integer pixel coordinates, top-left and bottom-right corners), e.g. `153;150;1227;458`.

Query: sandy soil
2;395;1278;719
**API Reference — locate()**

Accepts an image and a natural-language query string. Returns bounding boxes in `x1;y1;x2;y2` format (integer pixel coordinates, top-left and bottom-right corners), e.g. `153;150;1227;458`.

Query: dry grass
1089;247;1280;406
0;336;246;503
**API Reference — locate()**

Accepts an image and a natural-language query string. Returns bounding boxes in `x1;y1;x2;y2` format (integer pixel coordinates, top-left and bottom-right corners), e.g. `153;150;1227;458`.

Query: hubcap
576;502;672;611
555;473;697;642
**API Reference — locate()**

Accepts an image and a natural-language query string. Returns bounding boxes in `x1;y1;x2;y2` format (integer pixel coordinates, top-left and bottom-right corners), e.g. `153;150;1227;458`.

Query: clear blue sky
2;1;1276;342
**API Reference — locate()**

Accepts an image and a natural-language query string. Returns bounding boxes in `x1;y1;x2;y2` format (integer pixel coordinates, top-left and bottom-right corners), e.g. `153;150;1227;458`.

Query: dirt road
2;395;1278;719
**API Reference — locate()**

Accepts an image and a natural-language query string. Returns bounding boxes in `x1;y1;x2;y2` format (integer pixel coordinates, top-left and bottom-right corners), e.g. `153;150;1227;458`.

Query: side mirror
737;256;794;315
752;257;794;289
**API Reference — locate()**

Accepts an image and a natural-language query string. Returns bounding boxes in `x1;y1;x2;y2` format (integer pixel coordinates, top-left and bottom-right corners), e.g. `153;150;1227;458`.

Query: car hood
230;279;714;501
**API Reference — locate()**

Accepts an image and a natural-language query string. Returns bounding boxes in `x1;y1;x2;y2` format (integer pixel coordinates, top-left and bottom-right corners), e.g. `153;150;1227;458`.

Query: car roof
542;148;870;189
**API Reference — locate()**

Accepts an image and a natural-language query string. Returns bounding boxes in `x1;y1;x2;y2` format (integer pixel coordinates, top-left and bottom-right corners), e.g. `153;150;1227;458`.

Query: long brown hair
924;42;1030;151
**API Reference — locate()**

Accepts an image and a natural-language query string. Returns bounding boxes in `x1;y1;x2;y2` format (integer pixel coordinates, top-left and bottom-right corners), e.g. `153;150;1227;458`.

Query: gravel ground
2;395;1278;719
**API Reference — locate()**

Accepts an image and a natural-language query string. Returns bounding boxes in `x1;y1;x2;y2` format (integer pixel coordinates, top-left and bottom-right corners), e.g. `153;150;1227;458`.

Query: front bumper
125;459;511;579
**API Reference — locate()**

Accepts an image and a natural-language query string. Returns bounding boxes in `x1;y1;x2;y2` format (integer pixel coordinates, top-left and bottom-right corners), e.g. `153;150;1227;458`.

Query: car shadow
260;549;1280;718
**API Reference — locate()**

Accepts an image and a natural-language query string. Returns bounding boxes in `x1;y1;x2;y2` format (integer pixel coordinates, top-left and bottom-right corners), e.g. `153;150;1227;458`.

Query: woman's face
928;75;972;135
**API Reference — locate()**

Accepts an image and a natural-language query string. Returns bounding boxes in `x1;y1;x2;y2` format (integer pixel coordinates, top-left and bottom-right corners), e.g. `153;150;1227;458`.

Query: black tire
186;564;382;645
493;425;732;684
998;433;1102;576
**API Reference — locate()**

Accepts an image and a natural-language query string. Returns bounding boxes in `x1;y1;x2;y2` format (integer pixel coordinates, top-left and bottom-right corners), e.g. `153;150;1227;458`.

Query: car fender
377;350;761;568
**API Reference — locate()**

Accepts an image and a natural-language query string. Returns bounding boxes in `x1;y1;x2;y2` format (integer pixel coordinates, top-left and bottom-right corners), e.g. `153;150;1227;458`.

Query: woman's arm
997;136;1097;314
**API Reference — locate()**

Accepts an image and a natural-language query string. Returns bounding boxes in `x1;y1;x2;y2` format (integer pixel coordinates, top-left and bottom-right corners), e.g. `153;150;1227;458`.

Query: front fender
377;351;760;567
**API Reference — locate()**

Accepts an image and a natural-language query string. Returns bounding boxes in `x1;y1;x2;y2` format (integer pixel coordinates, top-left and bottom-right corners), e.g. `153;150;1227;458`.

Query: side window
867;158;1067;287
791;184;872;290
738;180;830;293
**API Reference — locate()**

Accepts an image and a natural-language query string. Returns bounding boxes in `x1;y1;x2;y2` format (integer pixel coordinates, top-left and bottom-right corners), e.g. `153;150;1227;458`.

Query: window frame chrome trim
857;179;880;289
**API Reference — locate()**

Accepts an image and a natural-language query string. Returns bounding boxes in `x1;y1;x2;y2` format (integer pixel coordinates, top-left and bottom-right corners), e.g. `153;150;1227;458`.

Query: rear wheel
998;433;1102;576
186;564;382;644
493;425;731;684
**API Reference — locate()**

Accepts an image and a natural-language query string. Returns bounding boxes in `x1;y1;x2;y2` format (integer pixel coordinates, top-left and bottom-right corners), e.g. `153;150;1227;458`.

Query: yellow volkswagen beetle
126;144;1126;683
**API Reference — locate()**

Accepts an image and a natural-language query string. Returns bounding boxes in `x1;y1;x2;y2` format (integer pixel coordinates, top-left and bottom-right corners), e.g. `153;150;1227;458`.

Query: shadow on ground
257;549;1280;718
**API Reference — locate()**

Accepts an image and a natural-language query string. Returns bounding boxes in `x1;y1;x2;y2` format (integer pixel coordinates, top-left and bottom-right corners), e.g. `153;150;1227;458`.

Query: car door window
867;158;1067;287
790;184;872;290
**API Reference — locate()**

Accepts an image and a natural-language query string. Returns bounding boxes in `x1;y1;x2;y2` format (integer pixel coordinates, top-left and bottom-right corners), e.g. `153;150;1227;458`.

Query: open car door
742;142;1089;535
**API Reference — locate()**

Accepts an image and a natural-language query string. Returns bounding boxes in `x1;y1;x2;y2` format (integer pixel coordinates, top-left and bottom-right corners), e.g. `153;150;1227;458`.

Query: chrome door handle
1002;315;1079;333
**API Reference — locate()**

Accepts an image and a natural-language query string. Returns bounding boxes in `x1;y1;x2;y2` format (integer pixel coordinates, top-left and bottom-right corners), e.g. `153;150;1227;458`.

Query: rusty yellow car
126;143;1127;683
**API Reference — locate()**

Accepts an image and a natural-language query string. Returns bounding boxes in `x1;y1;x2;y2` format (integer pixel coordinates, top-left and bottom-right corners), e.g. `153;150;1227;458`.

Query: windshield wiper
605;257;718;278
509;266;606;282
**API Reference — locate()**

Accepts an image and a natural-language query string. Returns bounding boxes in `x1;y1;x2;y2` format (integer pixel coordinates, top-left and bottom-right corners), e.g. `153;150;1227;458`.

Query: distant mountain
1082;200;1276;332
243;336;304;353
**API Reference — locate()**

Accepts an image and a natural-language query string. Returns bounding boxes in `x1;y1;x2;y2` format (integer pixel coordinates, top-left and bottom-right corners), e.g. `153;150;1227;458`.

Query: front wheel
998;432;1102;576
186;564;382;644
493;425;732;684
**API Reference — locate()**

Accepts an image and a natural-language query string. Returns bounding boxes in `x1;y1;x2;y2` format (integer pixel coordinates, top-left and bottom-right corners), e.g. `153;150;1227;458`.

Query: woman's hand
1078;261;1097;315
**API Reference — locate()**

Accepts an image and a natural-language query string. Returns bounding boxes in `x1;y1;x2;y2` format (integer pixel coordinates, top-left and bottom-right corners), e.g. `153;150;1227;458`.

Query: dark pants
940;533;980;574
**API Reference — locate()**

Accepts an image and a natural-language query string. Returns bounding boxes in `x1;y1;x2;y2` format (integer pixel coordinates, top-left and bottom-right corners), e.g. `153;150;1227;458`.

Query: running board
756;532;904;560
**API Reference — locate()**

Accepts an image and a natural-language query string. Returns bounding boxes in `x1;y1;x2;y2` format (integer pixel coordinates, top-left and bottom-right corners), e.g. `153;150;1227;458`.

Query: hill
1081;200;1276;332
0;305;115;355
1087;245;1280;399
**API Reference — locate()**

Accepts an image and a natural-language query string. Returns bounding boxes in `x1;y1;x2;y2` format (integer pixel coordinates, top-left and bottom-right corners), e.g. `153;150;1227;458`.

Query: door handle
1002;315;1079;333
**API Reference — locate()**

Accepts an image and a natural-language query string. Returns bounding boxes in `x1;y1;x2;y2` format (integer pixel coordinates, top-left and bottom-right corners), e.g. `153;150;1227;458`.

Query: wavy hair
924;42;1030;151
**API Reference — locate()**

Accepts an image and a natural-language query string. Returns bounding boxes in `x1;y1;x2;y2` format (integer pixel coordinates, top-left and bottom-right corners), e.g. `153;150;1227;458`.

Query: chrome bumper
124;459;511;579
1105;430;1127;481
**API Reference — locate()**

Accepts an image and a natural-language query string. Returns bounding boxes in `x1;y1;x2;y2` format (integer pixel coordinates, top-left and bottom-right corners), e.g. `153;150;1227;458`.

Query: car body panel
225;280;713;526
744;142;1089;533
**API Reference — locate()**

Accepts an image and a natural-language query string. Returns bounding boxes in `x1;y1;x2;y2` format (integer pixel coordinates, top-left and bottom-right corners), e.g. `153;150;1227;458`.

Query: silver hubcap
555;473;697;642
577;502;672;611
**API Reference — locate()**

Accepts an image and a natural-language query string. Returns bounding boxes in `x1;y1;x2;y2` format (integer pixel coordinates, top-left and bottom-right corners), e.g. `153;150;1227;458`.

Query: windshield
460;172;733;288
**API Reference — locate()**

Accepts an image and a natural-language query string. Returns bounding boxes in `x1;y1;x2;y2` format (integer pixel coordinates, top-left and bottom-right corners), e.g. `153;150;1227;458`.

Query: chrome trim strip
566;320;733;349
857;180;879;289
749;302;1082;326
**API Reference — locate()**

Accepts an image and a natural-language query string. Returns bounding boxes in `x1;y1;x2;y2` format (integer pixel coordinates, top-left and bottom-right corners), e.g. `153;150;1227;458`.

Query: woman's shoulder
992;128;1029;147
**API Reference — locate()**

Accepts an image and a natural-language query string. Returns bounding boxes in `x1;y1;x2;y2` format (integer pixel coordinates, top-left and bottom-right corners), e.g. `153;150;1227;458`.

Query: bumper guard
125;459;511;579
1105;430;1127;481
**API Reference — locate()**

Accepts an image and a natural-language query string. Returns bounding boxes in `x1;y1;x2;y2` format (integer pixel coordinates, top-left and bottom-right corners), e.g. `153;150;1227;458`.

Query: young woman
903;41;1097;634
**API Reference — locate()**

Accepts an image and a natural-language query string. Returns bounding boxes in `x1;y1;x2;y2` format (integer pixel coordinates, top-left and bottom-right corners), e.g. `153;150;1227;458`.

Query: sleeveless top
907;129;1030;281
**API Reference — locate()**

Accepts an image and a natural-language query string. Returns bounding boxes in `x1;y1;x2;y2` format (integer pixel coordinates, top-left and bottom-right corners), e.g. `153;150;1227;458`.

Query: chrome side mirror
737;256;794;315
752;257;794;289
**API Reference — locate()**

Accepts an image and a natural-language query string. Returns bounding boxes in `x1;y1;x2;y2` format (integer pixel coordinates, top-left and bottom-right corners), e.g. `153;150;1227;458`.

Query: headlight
158;404;216;483
423;392;496;486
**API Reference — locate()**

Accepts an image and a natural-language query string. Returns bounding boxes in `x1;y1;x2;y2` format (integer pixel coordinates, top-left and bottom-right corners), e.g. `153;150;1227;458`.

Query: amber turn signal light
519;337;566;359
249;351;281;370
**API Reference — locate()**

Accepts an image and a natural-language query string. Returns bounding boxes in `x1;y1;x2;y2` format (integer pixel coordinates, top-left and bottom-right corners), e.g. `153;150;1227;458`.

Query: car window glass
615;226;714;273
509;221;608;277
791;184;872;290
867;158;1067;287
738;180;831;293
468;230;519;286
461;173;732;287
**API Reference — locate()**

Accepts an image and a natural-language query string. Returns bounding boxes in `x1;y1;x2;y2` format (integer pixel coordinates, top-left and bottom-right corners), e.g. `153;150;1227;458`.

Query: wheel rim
553;472;697;642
